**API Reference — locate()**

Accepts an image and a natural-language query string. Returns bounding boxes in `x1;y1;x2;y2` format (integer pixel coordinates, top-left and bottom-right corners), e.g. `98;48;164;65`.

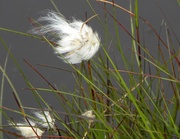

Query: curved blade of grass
0;45;10;139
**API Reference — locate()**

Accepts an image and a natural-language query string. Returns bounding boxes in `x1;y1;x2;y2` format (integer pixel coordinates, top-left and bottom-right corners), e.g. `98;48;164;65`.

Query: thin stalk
165;23;180;123
130;0;139;66
50;0;60;13
0;47;9;139
104;2;111;138
135;0;141;68
88;60;96;110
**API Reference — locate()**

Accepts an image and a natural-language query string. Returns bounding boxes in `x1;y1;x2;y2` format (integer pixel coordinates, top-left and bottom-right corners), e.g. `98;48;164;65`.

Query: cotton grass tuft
10;119;44;139
33;110;56;131
31;11;100;64
82;110;95;123
9;110;56;138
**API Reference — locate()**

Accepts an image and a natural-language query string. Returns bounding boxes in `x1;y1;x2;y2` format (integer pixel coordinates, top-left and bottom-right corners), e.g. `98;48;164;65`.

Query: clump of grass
0;0;180;138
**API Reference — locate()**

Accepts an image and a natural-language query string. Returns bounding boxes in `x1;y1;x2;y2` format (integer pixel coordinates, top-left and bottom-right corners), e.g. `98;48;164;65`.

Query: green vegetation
0;0;180;138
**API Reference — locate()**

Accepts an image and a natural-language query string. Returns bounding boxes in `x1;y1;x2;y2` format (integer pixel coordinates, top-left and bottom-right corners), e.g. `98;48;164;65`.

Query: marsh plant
31;11;100;64
1;0;180;139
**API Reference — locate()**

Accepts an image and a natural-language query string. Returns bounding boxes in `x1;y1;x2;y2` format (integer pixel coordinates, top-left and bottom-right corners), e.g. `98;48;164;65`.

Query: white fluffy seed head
31;11;100;64
33;110;56;130
10;119;44;139
82;110;95;123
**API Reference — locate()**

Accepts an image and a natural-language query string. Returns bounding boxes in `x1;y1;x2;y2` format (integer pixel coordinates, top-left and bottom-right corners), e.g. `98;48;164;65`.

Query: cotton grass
82;110;95;123
9;110;56;138
31;11;100;64
10;119;44;139
33;110;56;131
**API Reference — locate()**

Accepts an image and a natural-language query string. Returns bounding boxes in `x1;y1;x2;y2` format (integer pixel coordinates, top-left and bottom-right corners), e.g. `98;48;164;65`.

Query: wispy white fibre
82;110;95;123
31;11;100;64
33;110;56;130
10;119;44;139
